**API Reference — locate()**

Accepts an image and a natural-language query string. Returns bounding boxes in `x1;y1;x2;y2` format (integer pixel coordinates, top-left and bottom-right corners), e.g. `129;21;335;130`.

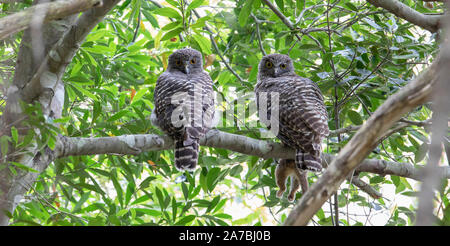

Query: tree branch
283;53;441;226
19;0;119;104
350;176;382;199
0;0;103;41
148;0;184;42
416;3;450;225
261;0;303;42
251;14;267;56
0;0;121;226
366;0;443;33
191;9;248;87
51;130;450;183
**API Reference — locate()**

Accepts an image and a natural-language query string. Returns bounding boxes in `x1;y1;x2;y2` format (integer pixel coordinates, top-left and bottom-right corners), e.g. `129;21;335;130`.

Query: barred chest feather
154;71;215;139
255;74;329;149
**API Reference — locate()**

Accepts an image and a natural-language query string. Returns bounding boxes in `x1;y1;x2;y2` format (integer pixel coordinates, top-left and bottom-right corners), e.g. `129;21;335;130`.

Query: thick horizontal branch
0;0;103;40
54;130;450;182
367;0;443;32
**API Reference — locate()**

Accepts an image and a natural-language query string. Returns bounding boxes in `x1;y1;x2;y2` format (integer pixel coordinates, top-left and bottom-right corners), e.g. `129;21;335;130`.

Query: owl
152;48;215;171
254;54;329;197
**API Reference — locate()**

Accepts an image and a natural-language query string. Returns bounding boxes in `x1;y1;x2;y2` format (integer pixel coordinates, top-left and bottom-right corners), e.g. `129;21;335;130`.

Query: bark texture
0;0;121;226
0;0;103;41
367;0;443;32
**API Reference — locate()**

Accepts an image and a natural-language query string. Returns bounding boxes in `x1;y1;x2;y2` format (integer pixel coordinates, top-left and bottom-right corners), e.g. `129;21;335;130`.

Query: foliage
0;0;448;226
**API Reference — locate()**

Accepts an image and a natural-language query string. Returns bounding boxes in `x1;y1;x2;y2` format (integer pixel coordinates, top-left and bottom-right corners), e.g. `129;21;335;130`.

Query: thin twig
191;9;249;88
251;14;267;56
338;50;391;108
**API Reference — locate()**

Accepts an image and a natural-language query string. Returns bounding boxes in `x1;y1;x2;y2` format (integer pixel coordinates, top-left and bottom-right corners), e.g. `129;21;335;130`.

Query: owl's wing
196;72;216;129
279;76;329;138
153;72;184;136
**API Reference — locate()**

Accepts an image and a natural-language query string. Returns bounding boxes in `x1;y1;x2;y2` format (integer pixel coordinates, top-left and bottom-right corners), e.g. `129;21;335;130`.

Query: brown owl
152;48;215;172
254;54;329;198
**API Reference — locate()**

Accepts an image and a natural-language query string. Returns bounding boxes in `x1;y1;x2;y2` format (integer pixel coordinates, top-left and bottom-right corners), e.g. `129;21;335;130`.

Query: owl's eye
190;59;196;64
265;61;273;68
280;64;286;69
175;60;182;66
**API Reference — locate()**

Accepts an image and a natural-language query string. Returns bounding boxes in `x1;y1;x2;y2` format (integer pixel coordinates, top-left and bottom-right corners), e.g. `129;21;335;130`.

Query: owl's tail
295;150;322;172
174;136;200;172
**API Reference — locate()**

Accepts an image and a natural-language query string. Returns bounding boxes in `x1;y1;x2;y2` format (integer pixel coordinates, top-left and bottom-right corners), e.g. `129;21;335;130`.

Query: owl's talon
276;190;284;198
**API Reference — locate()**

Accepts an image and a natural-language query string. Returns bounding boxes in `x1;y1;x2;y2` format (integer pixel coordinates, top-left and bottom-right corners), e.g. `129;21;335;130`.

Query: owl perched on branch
255;54;329;199
152;48;215;172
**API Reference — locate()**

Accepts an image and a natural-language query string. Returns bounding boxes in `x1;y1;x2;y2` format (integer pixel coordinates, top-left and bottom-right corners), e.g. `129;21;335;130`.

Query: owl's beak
182;63;190;74
273;68;280;77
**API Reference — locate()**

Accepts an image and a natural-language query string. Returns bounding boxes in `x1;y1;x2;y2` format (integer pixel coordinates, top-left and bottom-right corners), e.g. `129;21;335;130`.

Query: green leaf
140;176;156;189
172;197;178;222
9;162;39;173
181;182;189;200
345;2;358;11
0;135;9;156
107;110;129;122
393;53;419;60
153;7;181;19
175;215;196;225
275;0;284;12
190;16;209;29
187;0;205;11
11;126;18;144
161;27;184;41
117;209;128;217
165;0;179;8
192;34;211;54
70;83;98;100
206;195;220;214
161;21;181;31
370;176;384;184
131;87;148;103
415;143;428;163
347;110;363;125
154;186;167;210
238;0;254;27
142;10;159;28
206;167;221;192
298;44;320;50
131;195;150;205
47;135;56;150
110;170;124;206
91;101;101;124
199;168;208;193
296;0;305;12
391;175;400;186
134;208;161;216
73;192;91;213
125;182;135;206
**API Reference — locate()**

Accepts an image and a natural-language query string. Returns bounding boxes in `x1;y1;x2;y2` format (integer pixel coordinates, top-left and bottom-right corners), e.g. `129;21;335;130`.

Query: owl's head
258;54;295;79
168;48;203;74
